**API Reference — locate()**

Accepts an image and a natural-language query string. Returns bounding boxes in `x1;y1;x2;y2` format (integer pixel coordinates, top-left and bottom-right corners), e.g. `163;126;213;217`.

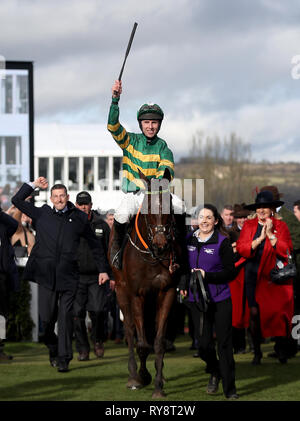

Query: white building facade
34;123;125;213
0;68;30;195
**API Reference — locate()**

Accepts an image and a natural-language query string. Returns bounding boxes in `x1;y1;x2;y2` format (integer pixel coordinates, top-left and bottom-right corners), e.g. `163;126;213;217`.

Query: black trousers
73;276;108;353
232;327;246;352
0;272;10;318
108;291;124;340
39;285;75;363
190;297;236;397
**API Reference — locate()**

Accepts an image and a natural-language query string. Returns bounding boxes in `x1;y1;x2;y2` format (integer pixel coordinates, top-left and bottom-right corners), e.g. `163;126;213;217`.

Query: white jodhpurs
114;192;186;224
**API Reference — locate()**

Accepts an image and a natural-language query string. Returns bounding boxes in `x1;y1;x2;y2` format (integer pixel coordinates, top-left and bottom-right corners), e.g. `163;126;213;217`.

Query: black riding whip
113;22;138;96
118;22;138;81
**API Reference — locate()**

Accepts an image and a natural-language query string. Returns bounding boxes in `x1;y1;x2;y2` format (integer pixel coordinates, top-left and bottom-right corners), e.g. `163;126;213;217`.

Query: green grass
1;336;300;401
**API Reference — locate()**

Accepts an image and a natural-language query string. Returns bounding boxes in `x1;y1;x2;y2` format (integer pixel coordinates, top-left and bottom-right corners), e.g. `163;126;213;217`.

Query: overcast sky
1;0;300;162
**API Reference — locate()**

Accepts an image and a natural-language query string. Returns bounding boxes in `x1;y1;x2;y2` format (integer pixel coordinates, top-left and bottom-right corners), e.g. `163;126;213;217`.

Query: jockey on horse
107;80;186;270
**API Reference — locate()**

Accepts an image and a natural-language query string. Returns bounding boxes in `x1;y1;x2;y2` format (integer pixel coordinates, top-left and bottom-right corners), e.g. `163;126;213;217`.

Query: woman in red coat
236;191;294;365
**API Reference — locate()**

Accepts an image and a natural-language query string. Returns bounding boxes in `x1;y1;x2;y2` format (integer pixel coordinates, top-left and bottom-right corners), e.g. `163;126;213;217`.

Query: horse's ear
163;168;172;183
138;168;150;189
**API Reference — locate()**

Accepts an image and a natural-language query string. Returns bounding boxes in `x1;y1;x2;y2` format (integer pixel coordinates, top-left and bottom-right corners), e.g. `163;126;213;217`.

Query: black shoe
94;342;104;358
251;352;262;365
0;351;13;361
77;352;89;361
165;340;176;352
50;358;58;367
234;348;247;355
276;350;288;364
206;374;220;394
226;393;239;400
267;351;278;358
193;351;199;358
49;348;58;367
58;361;69;373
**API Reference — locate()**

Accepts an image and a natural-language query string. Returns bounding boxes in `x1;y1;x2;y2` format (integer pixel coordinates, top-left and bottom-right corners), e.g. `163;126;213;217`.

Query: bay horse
108;169;181;398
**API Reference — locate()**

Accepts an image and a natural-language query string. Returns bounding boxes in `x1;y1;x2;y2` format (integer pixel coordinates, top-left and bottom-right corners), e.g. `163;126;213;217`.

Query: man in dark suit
12;177;110;372
0;207;19;360
73;191;111;361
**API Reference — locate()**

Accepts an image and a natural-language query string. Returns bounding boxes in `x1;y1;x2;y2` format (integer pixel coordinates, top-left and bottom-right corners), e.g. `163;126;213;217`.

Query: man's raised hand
112;80;122;98
34;177;49;190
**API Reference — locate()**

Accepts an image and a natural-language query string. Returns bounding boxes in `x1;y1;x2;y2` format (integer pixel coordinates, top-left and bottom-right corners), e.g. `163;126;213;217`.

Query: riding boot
174;213;189;272
110;220;127;270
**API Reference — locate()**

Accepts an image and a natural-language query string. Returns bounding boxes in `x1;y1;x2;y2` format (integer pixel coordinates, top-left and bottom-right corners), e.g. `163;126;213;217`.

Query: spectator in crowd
8;205;35;258
104;210;115;230
228;204;251;354
102;208;124;344
221;205;234;230
6;204;35;341
294;200;300;222
260;186;300;359
0;207;19;360
237;190;294;365
11;177;110;373
73;191;111;360
179;204;238;400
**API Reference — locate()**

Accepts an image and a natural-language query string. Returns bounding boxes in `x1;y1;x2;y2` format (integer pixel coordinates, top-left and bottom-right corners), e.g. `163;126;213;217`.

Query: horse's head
138;168;174;255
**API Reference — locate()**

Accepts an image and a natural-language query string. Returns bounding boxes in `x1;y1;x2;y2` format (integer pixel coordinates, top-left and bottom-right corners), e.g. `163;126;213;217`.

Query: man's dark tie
57;210;64;216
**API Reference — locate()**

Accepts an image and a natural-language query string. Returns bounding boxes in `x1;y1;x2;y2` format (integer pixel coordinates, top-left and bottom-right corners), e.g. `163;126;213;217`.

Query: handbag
14;245;28;258
270;250;297;285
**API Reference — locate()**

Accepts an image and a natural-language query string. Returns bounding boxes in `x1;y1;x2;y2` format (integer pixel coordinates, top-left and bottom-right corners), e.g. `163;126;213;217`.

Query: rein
135;204;149;250
130;200;175;267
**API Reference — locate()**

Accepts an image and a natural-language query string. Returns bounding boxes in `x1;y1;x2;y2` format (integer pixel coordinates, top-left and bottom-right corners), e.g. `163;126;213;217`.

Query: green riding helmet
137;103;164;121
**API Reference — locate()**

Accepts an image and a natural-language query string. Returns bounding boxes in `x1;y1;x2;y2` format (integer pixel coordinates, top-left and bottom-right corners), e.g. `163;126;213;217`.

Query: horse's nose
153;233;167;250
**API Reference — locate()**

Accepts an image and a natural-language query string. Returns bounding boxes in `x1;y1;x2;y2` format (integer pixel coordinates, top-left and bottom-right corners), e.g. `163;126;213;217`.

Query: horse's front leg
152;287;176;399
132;295;152;386
116;287;140;389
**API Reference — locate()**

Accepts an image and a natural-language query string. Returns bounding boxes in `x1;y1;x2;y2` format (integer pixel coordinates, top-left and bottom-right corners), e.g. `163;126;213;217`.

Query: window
68;157;79;191
98;157;108;180
1;136;21;165
84;157;94;190
98;156;108;190
17;75;28;114
54;157;64;184
113;157;122;190
38;157;49;179
1;75;13;114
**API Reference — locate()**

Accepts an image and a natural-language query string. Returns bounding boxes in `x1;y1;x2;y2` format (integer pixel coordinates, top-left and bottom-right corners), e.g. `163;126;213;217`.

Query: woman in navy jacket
179;204;238;399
